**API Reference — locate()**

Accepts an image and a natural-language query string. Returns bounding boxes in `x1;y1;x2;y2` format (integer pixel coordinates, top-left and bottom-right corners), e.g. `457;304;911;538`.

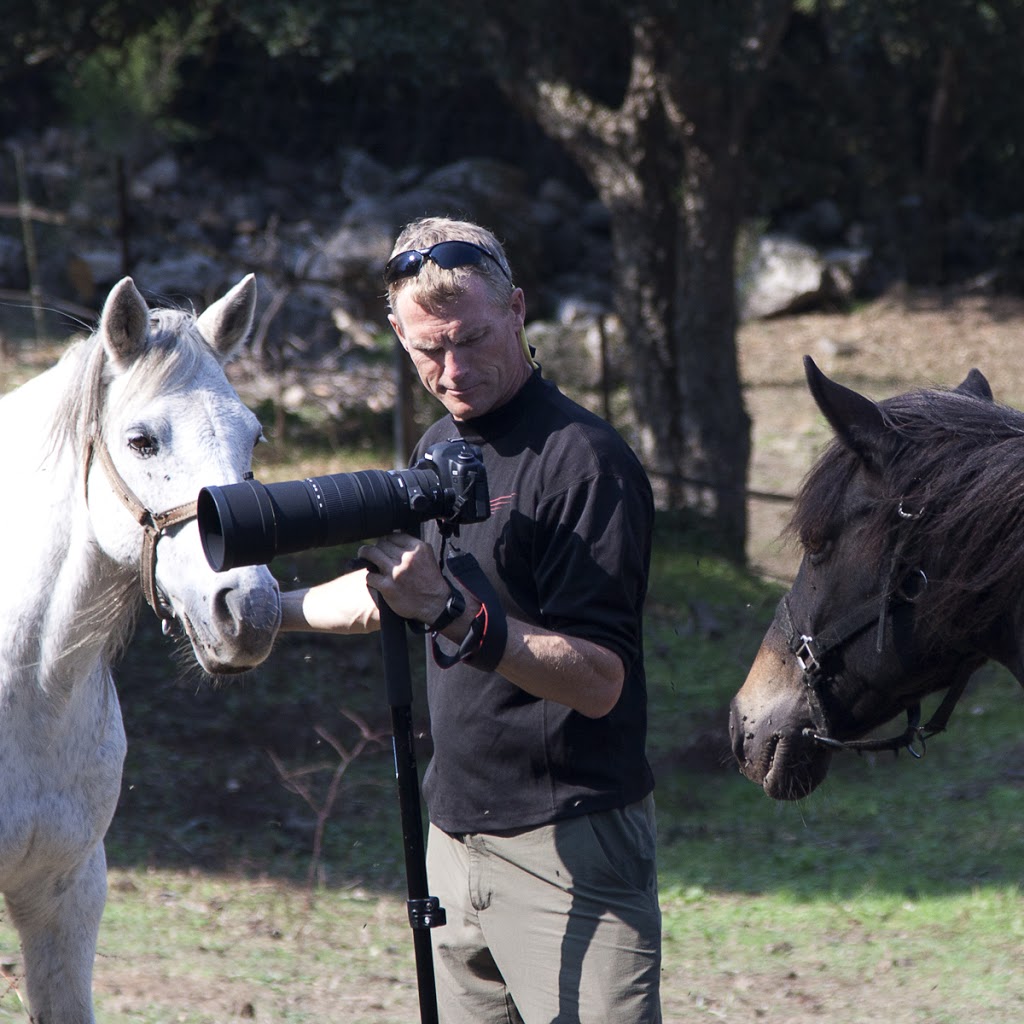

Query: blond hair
385;216;514;315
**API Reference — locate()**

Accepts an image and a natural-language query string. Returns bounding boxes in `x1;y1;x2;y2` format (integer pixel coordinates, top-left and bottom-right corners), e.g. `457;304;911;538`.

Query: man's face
389;275;530;421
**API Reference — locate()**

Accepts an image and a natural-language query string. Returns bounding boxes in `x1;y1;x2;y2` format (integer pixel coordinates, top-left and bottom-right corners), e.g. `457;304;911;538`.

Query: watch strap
427;578;466;633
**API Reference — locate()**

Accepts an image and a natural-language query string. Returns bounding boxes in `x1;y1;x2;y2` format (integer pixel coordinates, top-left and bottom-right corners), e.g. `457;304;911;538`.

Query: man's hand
282;532;623;719
357;534;452;626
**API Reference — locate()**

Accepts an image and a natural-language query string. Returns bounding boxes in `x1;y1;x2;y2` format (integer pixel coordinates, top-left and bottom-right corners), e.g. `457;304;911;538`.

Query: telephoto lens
199;439;489;572
198;468;442;572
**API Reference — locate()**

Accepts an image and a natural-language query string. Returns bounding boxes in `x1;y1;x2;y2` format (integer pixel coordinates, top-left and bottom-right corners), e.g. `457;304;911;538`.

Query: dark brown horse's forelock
791;386;1024;647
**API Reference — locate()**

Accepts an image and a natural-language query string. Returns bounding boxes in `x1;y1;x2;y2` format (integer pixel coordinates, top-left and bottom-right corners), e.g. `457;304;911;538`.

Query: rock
131;154;181;200
740;234;826;320
526;310;624;390
68;248;123;295
0;235;25;283
338;148;405;200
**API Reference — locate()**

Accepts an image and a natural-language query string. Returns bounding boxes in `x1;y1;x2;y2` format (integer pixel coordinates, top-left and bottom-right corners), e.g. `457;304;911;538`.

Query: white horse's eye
127;433;158;457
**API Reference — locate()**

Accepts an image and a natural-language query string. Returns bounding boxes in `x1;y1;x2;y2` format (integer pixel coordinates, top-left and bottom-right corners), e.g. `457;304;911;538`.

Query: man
281;216;661;1023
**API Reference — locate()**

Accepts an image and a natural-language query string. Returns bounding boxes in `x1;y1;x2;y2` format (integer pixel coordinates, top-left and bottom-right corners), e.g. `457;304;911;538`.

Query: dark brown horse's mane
791;384;1024;644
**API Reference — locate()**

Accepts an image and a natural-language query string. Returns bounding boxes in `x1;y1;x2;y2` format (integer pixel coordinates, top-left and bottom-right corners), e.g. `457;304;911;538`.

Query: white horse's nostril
214;583;281;638
212;587;240;635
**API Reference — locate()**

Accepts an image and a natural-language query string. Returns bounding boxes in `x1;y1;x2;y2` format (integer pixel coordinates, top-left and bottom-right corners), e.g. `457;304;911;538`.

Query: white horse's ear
196;274;257;360
100;277;150;369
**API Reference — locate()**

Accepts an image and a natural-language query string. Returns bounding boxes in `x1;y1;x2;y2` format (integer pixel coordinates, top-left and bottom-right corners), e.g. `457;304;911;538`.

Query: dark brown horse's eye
806;538;833;566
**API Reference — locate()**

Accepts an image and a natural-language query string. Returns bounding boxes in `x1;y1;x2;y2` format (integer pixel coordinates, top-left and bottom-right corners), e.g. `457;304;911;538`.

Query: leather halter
84;435;198;634
780;503;971;758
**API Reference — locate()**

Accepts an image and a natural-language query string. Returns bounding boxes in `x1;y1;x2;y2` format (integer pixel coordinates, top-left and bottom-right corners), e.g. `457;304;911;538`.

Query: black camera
197;439;489;572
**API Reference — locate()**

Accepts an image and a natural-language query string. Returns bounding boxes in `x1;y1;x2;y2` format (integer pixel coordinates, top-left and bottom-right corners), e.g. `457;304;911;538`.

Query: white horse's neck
0;360;135;703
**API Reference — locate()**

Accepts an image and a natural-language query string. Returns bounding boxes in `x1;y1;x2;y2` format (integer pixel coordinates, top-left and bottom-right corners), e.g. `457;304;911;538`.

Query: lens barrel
198;469;440;571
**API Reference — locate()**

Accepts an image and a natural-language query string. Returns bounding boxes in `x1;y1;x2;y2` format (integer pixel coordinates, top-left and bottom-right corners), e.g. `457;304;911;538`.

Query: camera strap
431;549;508;672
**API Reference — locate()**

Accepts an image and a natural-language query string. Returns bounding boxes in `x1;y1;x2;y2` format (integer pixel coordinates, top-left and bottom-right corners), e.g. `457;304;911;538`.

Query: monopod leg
378;601;446;1024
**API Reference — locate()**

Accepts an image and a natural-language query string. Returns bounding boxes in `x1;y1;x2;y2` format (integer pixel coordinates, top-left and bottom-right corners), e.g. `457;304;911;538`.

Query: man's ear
388;313;409;351
510;286;526;326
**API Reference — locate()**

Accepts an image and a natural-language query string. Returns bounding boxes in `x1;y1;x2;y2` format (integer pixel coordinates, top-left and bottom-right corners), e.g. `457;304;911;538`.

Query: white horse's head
83;275;280;674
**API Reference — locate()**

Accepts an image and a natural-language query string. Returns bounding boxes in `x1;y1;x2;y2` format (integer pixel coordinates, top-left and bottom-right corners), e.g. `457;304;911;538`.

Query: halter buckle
792;634;821;677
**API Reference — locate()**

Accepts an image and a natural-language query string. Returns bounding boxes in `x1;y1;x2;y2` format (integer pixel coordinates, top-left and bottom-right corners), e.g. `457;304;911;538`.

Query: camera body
198;439;489;572
406;439;490;527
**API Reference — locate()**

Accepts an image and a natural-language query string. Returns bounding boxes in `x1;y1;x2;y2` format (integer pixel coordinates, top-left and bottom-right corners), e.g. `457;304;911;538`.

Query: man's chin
442;391;485;420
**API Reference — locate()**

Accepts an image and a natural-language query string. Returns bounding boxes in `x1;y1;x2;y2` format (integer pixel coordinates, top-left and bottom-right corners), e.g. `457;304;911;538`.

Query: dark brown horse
730;356;1024;800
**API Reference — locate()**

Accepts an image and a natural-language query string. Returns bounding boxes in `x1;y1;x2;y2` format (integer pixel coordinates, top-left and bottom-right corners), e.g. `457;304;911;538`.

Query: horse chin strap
84;436;198;635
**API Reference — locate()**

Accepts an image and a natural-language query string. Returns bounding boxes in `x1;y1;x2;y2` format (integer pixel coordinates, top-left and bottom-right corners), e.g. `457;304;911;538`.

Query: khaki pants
426;795;662;1024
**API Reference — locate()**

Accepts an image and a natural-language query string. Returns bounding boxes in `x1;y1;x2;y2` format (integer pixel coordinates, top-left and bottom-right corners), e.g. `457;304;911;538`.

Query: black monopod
376;595;446;1024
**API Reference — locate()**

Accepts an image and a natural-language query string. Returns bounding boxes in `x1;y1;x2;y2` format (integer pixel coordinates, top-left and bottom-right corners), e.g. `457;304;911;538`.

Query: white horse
0;275;281;1023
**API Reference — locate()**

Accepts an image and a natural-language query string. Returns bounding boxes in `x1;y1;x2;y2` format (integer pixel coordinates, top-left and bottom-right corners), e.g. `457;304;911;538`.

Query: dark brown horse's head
730;356;1024;800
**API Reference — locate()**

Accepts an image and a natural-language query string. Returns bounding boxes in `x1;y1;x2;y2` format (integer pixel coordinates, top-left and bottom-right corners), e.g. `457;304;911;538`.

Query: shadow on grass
107;534;1023;904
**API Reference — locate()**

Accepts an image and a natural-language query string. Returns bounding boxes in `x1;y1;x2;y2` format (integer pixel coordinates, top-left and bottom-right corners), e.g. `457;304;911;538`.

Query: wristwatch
428;580;466;633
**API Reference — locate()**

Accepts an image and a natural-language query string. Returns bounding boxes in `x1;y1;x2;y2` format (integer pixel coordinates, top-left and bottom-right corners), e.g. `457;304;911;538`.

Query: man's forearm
278;569;380;634
498;623;625;719
433;600;625;719
278;556;625;717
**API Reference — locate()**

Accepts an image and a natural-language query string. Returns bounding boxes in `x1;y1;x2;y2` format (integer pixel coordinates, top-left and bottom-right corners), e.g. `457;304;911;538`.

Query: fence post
9;143;46;345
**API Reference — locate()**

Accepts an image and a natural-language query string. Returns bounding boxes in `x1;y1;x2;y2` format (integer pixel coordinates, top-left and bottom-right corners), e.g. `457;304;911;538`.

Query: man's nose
444;348;468;381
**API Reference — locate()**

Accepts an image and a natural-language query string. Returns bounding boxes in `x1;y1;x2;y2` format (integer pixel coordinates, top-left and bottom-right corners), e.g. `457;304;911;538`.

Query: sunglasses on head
383;239;513;286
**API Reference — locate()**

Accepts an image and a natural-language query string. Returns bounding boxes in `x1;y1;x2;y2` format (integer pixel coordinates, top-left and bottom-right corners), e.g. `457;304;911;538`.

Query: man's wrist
428;580;466;633
431;597;508;670
406;578;466;635
278;589;308;631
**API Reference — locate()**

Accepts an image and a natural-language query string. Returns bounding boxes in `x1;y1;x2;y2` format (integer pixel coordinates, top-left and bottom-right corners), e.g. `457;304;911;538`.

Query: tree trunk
604;114;750;557
909;45;960;285
476;2;790;561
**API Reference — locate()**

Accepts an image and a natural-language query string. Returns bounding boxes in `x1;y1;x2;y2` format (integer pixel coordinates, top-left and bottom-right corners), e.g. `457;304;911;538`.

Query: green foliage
56;11;212;154
747;0;1024;225
229;0;475;83
5;0;1024;234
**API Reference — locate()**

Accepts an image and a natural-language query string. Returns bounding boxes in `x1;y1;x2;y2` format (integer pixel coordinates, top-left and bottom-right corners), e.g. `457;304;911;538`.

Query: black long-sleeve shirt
414;371;655;833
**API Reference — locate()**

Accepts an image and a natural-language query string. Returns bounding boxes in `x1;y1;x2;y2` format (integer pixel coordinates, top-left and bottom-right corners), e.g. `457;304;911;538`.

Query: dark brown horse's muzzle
729;627;833;800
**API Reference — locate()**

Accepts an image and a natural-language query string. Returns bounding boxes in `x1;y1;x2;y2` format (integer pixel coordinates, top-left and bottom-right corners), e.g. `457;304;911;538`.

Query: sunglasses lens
427;240;489;270
382;250;424;284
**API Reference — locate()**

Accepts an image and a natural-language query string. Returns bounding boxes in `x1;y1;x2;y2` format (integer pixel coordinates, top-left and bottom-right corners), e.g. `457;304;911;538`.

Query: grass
2;506;1021;1021
659;886;1022;1023
93;872;422;1023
